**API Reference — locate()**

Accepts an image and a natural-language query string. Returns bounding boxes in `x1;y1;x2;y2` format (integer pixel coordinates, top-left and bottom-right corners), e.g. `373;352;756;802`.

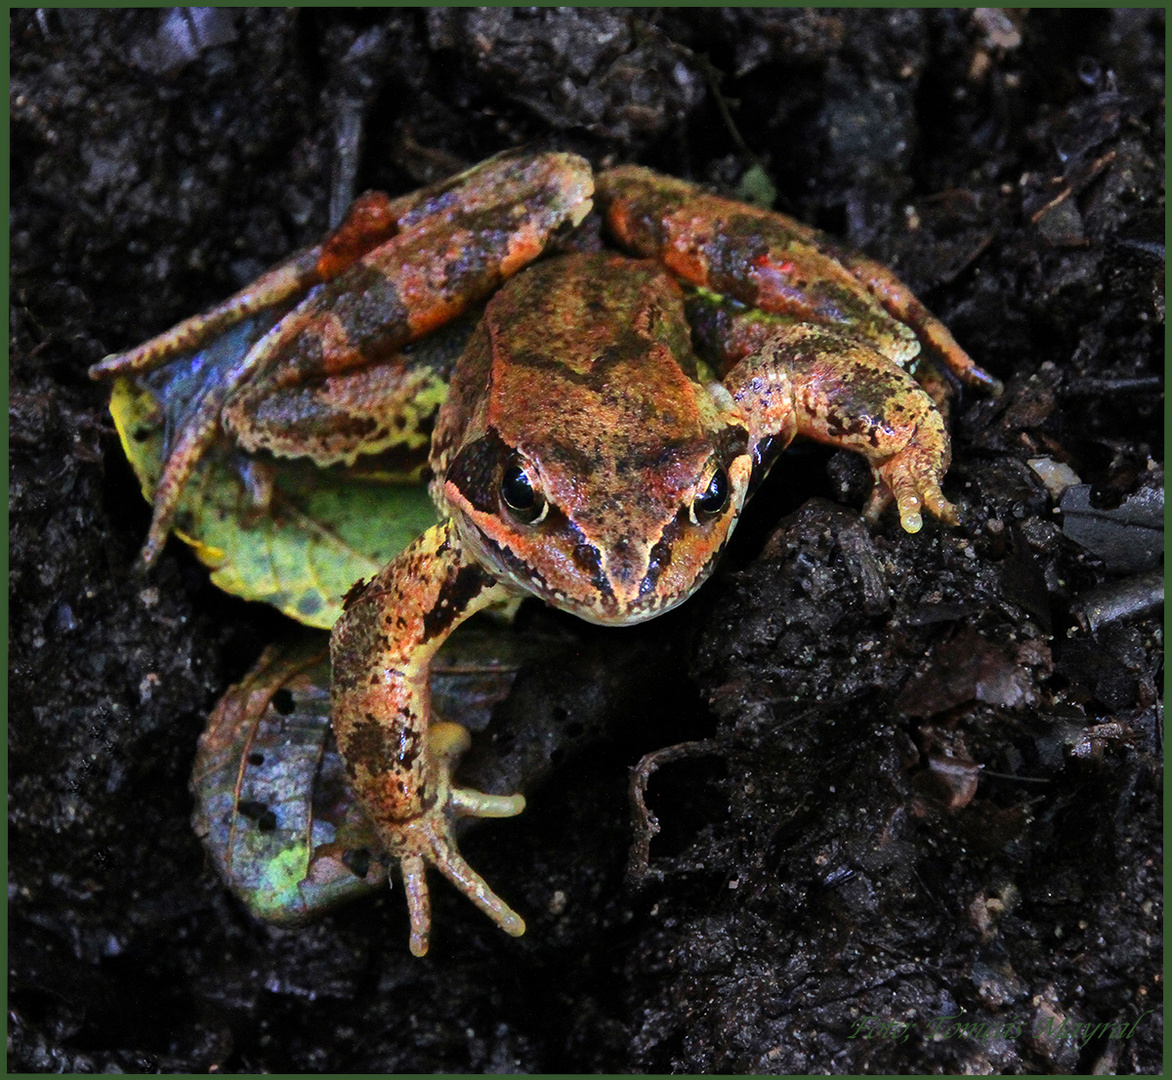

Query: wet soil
10;9;1163;1072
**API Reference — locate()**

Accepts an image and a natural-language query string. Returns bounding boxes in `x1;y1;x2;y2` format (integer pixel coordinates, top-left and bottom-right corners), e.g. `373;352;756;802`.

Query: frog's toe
395;812;526;956
139;402;227;565
891;470;928;533
390;720;526;955
451;786;527;818
870;447;958;533
862;483;894;526
429;720;527;819
430;721;526;821
401;852;433;957
426;836;527;940
887;471;958;533
919;482;960;528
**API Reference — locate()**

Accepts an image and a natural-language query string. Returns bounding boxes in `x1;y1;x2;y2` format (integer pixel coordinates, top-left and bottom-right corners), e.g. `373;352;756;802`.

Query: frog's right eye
690;461;730;523
501;459;548;525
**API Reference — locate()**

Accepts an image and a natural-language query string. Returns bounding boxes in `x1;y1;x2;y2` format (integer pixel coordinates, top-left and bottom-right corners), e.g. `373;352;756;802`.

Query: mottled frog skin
93;150;998;954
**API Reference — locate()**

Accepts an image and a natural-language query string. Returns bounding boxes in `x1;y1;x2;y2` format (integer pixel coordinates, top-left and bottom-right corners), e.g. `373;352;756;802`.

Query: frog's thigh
223;355;446;467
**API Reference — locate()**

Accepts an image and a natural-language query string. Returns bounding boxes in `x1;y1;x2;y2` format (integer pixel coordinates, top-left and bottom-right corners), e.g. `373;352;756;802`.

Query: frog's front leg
330;519;525;956
726;323;957;533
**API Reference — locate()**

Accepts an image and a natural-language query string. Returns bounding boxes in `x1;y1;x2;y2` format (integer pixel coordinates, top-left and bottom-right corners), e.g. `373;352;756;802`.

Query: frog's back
483;252;715;469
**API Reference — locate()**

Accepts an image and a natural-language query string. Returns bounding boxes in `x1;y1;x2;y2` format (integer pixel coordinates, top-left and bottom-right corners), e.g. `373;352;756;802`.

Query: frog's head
435;253;754;625
441;418;752;625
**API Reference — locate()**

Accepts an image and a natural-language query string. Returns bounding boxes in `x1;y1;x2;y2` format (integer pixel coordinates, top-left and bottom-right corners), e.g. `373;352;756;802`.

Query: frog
92;149;999;955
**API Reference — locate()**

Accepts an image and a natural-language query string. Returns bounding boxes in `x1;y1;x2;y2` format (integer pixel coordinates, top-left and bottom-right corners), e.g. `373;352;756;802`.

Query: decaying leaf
191;626;549;925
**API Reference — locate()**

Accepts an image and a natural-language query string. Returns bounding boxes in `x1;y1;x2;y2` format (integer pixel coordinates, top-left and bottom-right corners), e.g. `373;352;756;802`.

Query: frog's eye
691;463;730;523
501;458;548;525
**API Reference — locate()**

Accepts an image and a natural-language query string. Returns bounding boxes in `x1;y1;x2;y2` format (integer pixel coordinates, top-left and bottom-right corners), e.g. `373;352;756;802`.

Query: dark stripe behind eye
445;427;511;513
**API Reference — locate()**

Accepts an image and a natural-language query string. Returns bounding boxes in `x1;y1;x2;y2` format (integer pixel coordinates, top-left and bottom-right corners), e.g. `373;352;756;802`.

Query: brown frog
93;150;999;953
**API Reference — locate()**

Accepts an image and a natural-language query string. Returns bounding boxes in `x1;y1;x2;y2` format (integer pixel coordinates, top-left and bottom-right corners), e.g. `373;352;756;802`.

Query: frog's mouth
453;513;728;625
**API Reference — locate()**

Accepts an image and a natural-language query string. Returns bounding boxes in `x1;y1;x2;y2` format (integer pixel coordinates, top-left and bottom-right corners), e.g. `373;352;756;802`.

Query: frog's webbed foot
864;436;959;533
392;721;526;956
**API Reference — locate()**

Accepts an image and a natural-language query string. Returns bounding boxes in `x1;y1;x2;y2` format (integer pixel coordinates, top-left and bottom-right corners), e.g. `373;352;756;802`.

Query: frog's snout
599;539;647;604
605;537;637;581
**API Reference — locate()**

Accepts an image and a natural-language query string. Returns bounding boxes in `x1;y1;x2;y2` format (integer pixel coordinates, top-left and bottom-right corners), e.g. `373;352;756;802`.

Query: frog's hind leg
222;349;453;476
89;249;327;384
831;248;1004;395
93;151;593;567
93;249;334;565
89;183;444;385
596;165;1001;393
91;246;348;566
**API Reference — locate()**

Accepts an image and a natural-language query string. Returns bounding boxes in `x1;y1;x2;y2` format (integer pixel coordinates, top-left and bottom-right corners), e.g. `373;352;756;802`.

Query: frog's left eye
691;463;730;523
501;459;548;525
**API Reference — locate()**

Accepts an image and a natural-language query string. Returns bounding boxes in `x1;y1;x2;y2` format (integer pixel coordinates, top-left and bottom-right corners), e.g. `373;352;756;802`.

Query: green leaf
111;376;438;628
735;164;778;209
